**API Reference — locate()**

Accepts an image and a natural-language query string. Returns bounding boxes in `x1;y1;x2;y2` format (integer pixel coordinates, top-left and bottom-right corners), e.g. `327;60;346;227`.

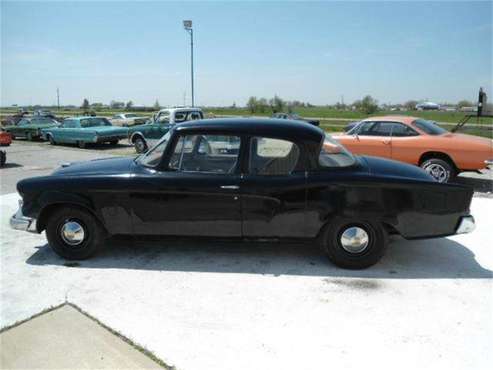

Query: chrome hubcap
340;226;369;254
60;221;85;246
423;163;448;182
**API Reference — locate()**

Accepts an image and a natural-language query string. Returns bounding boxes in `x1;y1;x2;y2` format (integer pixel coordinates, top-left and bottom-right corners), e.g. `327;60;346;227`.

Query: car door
388;122;421;164
240;136;308;238
346;121;393;159
130;133;243;237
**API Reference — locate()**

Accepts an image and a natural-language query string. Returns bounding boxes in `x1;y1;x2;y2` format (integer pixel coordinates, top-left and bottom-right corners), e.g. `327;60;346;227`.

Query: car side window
249;137;300;176
369;122;393;136
391;123;419;137
356;121;377;135
169;134;240;174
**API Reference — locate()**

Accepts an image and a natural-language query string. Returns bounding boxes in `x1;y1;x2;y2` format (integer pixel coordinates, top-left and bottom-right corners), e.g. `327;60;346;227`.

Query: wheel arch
36;195;107;234
418;151;458;172
130;131;145;143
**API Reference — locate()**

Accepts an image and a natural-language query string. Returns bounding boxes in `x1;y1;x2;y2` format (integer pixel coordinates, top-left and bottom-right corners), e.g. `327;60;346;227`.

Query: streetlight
183;20;194;107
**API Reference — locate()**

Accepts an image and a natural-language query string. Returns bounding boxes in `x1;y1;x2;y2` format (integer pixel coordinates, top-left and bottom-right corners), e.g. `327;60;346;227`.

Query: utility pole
183;20;194;107
56;87;60;111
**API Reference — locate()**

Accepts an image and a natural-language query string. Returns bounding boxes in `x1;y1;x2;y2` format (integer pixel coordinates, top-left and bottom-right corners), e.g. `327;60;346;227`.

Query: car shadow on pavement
26;236;492;279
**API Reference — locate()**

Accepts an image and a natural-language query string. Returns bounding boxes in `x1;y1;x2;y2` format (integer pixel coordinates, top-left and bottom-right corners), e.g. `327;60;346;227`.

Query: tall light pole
183;20;194;107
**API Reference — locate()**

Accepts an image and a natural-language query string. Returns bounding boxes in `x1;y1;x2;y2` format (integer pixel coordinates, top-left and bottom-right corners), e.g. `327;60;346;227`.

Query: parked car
41;116;128;148
110;113;148;127
128;107;203;153
334;115;493;183
11;118;475;269
4;117;60;141
0;130;12;146
1;110;29;127
0;150;6;167
344;121;362;132
33;110;58;119
271;112;320;126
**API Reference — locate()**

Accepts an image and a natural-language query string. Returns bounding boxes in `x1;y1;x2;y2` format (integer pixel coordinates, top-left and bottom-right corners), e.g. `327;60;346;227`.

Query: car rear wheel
26;132;33;141
321;218;388;269
77;141;86;149
420;158;455;183
133;136;147;153
109;139;119;146
46;206;105;260
0;150;6;167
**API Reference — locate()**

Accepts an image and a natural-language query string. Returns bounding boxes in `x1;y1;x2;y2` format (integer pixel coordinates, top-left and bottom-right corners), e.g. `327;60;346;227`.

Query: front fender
34;191;99;232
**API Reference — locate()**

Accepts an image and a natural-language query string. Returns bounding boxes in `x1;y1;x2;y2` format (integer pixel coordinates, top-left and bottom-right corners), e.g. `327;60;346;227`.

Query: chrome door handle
220;185;239;190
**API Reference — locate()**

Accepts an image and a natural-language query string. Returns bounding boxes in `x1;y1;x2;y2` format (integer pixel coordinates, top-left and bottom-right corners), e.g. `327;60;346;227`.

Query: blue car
42;117;129;148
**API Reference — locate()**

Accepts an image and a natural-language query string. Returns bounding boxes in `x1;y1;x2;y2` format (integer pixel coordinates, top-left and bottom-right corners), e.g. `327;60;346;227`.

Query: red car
0;130;12;146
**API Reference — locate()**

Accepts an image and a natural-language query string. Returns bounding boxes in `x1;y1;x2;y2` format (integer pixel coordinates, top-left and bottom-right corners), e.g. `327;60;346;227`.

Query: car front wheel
109;139;119;146
133;136;147;153
321;218;388;269
46;206;105;260
26;132;33;141
48;134;56;145
77;141;86;149
420;158;455;183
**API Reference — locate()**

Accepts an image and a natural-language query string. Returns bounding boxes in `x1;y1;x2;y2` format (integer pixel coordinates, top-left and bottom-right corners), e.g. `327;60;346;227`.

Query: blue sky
1;1;492;107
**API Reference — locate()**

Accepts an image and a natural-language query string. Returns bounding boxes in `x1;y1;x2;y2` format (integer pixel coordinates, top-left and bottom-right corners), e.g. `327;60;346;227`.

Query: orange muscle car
335;116;492;182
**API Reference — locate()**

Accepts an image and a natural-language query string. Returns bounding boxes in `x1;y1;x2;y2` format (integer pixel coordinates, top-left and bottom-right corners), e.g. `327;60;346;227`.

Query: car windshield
81;118;112;127
125;114;138;118
412;119;447;135
136;132;171;167
319;134;356;168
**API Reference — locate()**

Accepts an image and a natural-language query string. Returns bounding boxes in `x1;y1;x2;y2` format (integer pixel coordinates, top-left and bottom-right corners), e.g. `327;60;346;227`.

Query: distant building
416;102;440;110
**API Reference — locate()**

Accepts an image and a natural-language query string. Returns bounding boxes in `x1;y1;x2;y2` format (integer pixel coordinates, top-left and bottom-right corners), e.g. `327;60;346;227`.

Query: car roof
362;115;418;124
67;116;107;121
159;107;203;113
174;118;324;143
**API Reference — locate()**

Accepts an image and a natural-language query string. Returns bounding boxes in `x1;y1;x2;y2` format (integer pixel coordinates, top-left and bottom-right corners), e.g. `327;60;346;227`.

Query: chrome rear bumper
10;201;37;233
456;215;475;234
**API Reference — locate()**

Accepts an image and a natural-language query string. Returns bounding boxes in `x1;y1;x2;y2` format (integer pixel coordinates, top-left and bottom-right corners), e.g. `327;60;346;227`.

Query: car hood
52;157;135;176
361;155;435;182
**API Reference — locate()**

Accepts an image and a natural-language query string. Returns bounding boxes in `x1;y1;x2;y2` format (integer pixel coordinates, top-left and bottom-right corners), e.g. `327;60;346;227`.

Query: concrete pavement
0;304;163;369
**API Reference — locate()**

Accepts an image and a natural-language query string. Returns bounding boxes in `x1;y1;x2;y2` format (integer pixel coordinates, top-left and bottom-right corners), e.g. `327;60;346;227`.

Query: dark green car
4;117;60;141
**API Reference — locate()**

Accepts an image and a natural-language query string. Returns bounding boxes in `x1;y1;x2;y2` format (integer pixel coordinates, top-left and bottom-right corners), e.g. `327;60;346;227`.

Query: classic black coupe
11;118;475;269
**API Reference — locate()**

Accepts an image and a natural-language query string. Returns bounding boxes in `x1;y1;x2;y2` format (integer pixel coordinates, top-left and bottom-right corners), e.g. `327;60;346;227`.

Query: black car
271;113;320;126
10;118;475;269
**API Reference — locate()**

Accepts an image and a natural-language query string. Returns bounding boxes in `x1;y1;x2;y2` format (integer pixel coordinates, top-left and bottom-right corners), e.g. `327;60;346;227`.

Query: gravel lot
1;140;492;370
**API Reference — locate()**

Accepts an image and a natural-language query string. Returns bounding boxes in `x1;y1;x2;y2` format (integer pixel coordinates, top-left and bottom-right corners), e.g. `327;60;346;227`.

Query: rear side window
249;137;300;176
391;123;419;137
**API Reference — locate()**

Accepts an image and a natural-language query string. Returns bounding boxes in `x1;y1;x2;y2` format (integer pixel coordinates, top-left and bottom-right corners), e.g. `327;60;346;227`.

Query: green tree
126;100;134;110
269;95;285;113
247;96;258;113
258;98;268;113
404;100;418;111
355;95;379;114
81;99;90;110
457;100;473;108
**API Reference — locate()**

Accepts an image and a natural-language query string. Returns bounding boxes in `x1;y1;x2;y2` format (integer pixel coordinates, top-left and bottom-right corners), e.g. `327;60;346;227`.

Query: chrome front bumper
10;201;38;233
456;215;475;234
485;160;493;168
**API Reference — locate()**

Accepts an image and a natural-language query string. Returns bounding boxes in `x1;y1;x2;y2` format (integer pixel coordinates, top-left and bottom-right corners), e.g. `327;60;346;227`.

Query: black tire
420;158;455;183
109;139;119;146
77;141;86;149
0;151;6;167
26;132;33;141
320;218;388;269
45;206;105;260
133;136;147;153
48;134;56;145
